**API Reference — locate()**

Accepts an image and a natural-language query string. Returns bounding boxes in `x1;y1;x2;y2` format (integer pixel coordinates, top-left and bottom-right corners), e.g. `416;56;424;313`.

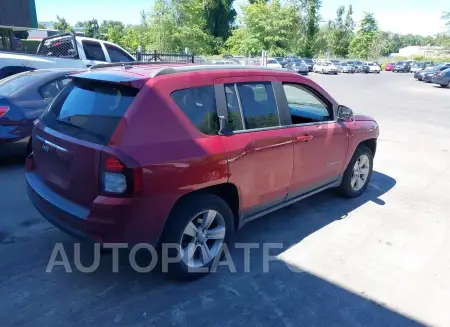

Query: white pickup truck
0;33;136;79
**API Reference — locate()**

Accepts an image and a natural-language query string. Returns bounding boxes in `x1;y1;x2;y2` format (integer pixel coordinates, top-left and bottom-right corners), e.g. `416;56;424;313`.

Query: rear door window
41;79;138;145
171;86;219;135
105;44;134;62
236;82;280;129
82;40;106;61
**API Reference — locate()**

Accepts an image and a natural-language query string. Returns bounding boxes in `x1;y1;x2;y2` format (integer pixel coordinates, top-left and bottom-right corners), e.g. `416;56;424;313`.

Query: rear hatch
33;73;142;207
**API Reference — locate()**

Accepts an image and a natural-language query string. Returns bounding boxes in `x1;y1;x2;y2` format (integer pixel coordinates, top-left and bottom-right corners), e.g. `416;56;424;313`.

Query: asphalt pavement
0;71;449;327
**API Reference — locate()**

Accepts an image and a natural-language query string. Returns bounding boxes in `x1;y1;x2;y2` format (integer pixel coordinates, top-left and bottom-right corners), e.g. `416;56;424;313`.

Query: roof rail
89;61;188;70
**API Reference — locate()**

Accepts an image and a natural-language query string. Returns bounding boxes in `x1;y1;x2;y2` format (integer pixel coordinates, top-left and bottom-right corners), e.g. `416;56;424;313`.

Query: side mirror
337;105;354;122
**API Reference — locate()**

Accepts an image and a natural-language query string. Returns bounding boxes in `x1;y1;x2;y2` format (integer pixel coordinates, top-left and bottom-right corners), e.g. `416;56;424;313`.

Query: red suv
26;64;379;278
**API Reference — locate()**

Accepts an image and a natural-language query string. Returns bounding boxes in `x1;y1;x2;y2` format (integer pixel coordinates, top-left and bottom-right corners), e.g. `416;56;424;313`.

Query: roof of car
83;63;300;81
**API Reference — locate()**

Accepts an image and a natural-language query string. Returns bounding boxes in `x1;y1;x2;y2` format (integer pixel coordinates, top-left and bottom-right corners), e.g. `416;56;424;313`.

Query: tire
339;146;373;198
160;194;234;280
321;69;324;74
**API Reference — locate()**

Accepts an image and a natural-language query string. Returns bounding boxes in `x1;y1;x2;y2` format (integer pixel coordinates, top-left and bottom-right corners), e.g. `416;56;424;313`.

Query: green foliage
204;0;236;40
75;19;99;38
304;0;322;57
38;23;46;29
348;12;378;59
225;0;301;56
53;15;72;33
327;5;354;57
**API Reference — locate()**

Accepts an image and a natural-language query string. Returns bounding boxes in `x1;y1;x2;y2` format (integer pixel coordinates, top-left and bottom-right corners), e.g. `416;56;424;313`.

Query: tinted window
82;40;106;61
105;44;134;62
237;83;279;129
224;84;244;131
171;86;219;135
0;70;55;96
283;83;331;124
41;79;138;145
39;78;71;103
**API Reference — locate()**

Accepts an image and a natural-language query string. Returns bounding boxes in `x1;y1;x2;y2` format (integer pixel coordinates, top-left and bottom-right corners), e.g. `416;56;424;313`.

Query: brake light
100;154;142;197
0;106;9;118
437;73;444;77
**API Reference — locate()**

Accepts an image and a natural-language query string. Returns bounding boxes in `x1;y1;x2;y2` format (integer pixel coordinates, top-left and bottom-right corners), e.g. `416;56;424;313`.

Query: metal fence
135;50;195;63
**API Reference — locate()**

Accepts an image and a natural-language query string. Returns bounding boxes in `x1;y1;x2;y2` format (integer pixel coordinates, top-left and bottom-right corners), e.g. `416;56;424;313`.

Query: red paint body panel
26;66;379;245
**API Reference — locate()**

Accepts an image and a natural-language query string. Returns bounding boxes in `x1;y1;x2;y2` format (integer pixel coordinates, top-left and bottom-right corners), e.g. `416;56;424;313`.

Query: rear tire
339;146;373;198
160;194;234;280
440;83;449;88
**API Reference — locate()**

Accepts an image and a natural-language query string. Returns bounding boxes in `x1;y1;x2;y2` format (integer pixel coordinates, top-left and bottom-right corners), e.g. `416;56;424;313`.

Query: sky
35;0;448;36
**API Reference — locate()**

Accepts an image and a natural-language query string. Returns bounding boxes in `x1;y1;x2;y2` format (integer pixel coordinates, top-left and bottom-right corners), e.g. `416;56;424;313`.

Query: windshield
303;58;313;63
396;61;406;65
292;60;304;64
0;70;53;96
267;59;278;64
367;63;377;66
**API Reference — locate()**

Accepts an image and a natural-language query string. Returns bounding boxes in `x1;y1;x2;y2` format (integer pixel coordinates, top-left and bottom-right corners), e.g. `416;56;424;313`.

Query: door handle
296;134;314;142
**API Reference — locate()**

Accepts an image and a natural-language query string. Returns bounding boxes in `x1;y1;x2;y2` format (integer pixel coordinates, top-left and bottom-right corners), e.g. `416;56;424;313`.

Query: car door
277;81;349;199
215;76;295;217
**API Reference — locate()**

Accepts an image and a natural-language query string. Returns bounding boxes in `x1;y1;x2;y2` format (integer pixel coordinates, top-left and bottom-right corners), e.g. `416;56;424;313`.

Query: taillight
100;154;142;197
0;106;9;118
437;73;444;77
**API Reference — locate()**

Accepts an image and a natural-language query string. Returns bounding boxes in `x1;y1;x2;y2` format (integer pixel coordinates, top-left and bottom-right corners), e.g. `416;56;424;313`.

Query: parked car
392;61;411;72
339;62;356;73
365;62;381;73
410;62;428;73
301;58;315;71
26;63;379;279
0;68;80;154
422;64;450;83
274;57;286;67
384;63;395;71
431;68;450;87
415;66;435;81
0;33;135;79
285;59;309;75
313;61;339;74
194;56;207;64
266;58;282;69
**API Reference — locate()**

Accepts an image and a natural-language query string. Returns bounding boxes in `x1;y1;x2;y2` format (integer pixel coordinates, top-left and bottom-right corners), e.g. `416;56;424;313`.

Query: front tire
160;194;234;280
339;146;373;198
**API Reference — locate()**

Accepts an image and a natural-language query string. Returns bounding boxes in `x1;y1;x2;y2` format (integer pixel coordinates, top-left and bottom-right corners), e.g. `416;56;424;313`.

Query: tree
53;15;72;33
327;5;354;57
38;23;46;29
75;19;99;38
204;0;236;41
225;0;301;56
348;12;378;59
304;0;321;57
100;20;126;45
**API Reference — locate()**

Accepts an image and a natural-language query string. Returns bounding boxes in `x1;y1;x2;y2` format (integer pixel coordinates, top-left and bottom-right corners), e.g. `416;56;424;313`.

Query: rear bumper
26;172;169;245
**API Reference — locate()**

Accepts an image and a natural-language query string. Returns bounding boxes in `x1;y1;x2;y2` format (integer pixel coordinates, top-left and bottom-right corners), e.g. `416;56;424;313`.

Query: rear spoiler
36;32;79;59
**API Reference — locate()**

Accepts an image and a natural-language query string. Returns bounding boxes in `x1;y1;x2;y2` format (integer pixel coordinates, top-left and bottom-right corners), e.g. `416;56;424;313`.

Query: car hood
354;114;376;122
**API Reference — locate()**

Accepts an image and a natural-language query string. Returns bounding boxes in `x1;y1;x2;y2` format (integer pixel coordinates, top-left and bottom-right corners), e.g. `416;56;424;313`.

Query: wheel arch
168;182;241;231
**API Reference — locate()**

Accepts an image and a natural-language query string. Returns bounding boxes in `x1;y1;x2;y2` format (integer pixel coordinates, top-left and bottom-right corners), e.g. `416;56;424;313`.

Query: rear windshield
0;70;53;96
41;79;138;145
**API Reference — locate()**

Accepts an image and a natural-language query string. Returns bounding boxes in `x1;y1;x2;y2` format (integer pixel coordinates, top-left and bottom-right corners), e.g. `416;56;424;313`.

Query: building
391;45;450;58
0;0;38;51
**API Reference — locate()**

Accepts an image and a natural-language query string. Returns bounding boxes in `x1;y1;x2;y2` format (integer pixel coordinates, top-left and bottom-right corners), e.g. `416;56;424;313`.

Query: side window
171;86;219;135
283;83;331;124
82;40;106;61
105;44;134;62
224;84;244;131
237;82;280;129
39;78;70;103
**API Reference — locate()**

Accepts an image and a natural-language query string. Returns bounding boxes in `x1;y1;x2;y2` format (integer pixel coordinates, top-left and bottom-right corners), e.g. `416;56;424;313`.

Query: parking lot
1;71;449;327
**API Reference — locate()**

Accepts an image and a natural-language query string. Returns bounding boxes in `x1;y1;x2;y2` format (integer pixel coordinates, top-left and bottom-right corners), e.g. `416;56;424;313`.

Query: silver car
339;62;356;73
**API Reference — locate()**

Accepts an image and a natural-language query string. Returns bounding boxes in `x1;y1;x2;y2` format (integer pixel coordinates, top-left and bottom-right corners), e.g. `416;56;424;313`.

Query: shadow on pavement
1;170;421;327
0;141;27;167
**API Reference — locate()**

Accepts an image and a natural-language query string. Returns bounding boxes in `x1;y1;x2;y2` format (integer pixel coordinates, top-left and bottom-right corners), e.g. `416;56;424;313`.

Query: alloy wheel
180;210;226;268
350;154;370;191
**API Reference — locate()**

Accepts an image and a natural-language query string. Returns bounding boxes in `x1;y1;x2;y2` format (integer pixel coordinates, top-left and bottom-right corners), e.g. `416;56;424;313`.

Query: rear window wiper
56;117;106;141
